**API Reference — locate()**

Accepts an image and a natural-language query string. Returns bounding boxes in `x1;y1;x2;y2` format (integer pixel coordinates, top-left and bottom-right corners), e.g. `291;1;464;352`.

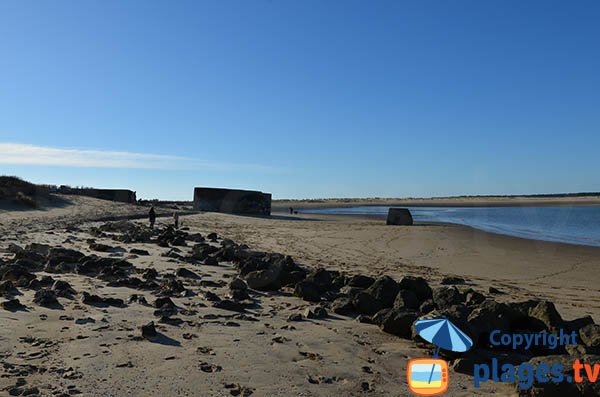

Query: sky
1;1;599;200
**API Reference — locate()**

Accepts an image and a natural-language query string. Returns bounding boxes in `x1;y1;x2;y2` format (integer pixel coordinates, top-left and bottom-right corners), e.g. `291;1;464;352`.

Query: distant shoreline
273;196;600;209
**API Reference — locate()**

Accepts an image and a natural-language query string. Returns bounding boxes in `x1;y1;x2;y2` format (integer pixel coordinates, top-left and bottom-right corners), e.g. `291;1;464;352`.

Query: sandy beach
2;196;600;396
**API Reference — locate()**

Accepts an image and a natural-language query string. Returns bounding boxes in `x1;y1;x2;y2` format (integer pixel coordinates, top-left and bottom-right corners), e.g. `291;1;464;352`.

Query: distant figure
289;207;294;214
149;206;156;229
173;212;179;229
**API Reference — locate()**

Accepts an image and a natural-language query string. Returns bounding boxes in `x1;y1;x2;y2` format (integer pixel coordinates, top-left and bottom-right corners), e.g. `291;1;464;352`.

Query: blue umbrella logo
414;318;473;355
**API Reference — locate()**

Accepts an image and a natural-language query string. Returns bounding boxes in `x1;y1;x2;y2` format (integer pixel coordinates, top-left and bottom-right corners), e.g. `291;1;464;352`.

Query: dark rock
288;313;304;322
467;300;513;343
26;279;42;290
213;299;245;313
159;316;184;326
33;289;59;307
398;276;433;302
432;286;463;308
304;306;328;319
191;243;219;261
465;291;486;306
393;289;420;311
1;299;26;311
81;292;124;307
352;291;383;315
564;316;594;334
332;297;354;315
128;294;148;305
307;268;335;292
527;300;564;331
372;308;393;326
440;276;466;285
207;232;218;241
230;289;250;301
39;275;55;287
580;324;600;348
0;280;19;297
130;248;150;256
141;321;157;338
204;291;221;302
386;208;413;225
142;268;159;280
154;297;176;308
204;256;219;266
89;243;118;252
379;309;419;338
1;266;36;284
158;279;186;296
365;275;400;308
356;314;373;324
347;274;375;289
488;286;504;294
47;247;85;265
229;278;248;291
510;300;564;331
175;268;200;279
294;280;321;302
419;299;437;314
52;280;76;297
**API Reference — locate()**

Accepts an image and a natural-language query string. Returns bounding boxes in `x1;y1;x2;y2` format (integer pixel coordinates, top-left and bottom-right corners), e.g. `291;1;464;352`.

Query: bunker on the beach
386;208;414;225
193;187;272;215
58;186;137;204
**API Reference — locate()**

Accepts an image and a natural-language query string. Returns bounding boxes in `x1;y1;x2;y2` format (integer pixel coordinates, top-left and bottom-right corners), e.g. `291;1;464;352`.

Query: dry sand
2;196;600;396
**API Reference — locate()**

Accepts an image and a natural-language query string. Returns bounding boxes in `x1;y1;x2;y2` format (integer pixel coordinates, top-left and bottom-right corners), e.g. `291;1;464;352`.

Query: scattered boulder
365;276;400;308
89;243;119;252
353;291;383;315
213;299;245;313
386;208;413;225
33;289;59;307
51;280;76;297
141;321;157;339
433;286;463;308
304;306;328;319
579;324;600;348
81;292;124;307
347;274;375;289
398;276;433;302
441;276;466;285
379;309;419;338
332;297;354;315
294;280;321;302
307;268;335;292
393;289;420;311
1;299;26;311
175;268;200;279
0;280;19;297
229;278;248;291
130;248;150;256
419;299;436;314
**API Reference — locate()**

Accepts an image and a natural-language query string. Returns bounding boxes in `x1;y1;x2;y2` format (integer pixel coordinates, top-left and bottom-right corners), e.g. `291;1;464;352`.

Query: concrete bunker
193;187;271;216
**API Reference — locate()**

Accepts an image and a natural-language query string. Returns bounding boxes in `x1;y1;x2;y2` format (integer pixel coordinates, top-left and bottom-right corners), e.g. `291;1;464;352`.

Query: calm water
299;205;600;247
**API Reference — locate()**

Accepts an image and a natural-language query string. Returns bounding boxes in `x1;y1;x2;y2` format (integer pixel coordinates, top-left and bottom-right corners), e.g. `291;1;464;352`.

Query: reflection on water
299;206;600;247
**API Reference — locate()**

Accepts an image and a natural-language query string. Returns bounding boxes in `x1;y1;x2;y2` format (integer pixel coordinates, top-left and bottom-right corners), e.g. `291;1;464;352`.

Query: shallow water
299;205;600;247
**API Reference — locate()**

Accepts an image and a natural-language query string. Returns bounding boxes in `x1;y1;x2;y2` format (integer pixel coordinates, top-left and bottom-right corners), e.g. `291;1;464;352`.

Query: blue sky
1;1;599;200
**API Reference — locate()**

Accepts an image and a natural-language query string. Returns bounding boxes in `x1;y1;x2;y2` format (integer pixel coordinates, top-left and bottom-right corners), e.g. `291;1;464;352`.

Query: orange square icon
407;358;449;396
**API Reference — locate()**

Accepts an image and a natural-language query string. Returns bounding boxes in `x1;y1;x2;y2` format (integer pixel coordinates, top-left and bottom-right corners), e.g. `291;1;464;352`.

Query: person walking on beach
173;211;179;229
289;207;294;214
148;206;156;229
